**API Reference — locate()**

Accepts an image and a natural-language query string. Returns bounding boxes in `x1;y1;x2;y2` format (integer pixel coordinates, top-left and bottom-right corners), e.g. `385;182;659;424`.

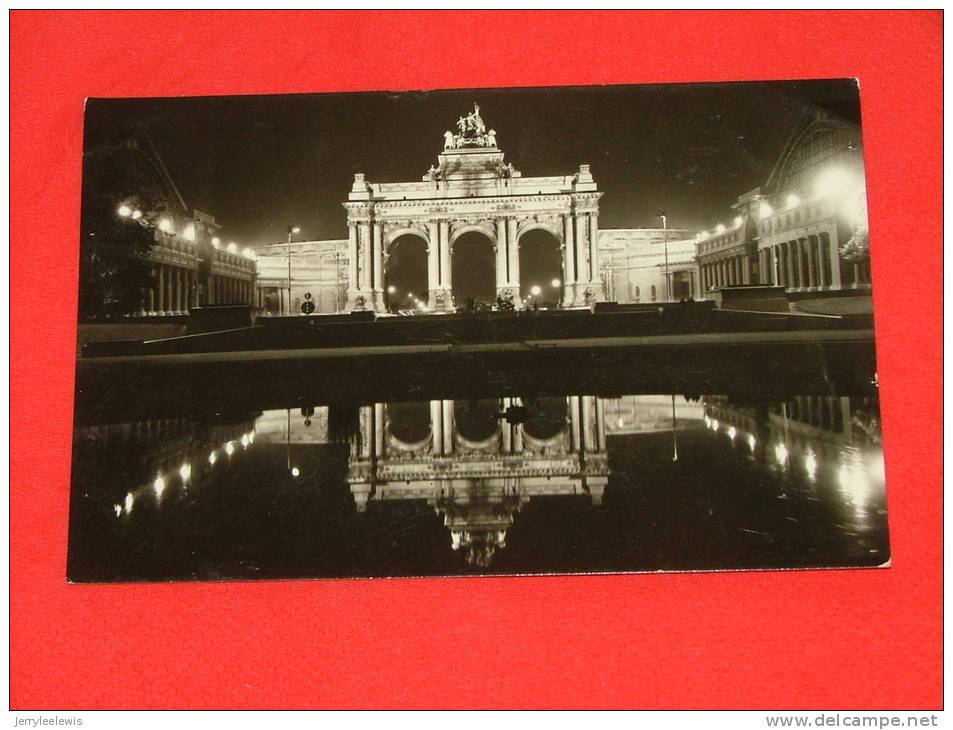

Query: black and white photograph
69;79;886;582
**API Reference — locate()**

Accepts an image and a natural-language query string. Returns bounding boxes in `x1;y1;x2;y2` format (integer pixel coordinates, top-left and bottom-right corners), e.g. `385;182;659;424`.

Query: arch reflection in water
348;395;609;568
67;393;888;581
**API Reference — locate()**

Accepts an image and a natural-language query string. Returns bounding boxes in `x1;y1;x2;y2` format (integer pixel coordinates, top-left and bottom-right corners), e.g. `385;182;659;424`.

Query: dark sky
83;79;861;249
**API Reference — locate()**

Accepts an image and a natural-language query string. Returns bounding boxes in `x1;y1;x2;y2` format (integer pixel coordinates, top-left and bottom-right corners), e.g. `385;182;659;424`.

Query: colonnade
700;254;751;292
346;211;602;311
143;265;199;315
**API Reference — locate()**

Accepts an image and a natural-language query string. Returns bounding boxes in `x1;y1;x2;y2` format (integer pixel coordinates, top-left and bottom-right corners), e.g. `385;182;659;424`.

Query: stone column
372;222;384;311
563;214;576;306
507;218;519;289
574;216;588;304
427;221;441;307
441;400;454;455
501;406;513;452
807;237;818;289
588;214;602;299
825;229;842;290
595;397;607;452
177;268;185;312
495;219;508;296
439;220;451;300
156;266;165;314
430;400;443;456
569;395;581;453
347;223;358;292
359;222;372;293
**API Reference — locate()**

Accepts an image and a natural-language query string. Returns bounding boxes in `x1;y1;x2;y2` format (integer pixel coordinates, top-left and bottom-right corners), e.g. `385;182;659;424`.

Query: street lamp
530;285;541;296
657;211;670;301
287;225;300;315
387;285;396;295
551;278;561;288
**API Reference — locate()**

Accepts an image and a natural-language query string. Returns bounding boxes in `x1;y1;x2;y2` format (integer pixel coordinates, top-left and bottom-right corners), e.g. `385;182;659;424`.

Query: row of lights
704;413;882;501
114;429;256;517
117;204;257;260
696;165;860;243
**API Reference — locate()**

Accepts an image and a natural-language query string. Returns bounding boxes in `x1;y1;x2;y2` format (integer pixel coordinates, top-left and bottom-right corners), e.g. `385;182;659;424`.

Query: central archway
384;234;429;312
518;228;563;308
451;231;496;309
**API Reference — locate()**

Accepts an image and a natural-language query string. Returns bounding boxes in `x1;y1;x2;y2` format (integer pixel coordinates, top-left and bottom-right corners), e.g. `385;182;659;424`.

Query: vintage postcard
69;80;885;581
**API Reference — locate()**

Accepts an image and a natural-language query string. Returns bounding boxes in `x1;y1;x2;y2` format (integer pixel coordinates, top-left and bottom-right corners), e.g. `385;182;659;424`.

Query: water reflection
68;393;888;581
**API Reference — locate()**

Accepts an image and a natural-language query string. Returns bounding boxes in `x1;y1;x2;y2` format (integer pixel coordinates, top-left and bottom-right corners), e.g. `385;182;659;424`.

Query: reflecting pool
68;390;888;581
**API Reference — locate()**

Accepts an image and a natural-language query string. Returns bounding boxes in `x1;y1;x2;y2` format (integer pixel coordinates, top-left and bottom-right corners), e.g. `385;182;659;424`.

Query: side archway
450;230;497;309
384;233;429;312
518;227;563;308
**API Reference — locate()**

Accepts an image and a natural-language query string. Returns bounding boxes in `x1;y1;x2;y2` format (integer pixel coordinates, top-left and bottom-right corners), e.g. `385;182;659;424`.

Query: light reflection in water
69;393;889;581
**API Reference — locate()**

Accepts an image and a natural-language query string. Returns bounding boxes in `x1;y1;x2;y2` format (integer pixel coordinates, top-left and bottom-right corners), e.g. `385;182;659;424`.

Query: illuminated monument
343;104;605;312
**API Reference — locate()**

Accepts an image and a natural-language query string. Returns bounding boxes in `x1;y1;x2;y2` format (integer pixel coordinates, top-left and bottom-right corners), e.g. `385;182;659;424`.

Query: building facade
255;238;348;315
696;111;870;297
598;228;700;303
95;135;258;317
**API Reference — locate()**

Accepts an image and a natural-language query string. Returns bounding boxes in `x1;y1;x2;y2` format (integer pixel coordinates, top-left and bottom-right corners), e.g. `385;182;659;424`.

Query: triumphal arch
343;104;604;311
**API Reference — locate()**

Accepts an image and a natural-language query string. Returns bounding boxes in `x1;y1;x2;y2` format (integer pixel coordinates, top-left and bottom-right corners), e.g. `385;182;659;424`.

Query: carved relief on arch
516;216;563;244
382;222;430;251
448;219;497;246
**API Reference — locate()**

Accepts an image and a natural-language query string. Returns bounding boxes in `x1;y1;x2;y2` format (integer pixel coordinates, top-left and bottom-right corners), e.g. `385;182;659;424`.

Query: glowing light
131;210;142;220
113;504;123;517
290;226;301;234
530;285;542;296
814;166;853;199
416;301;425;310
124;492;134;513
291;467;300;477
225;441;235;456
758;201;773;218
733;215;743;227
747;434;756;450
715;224;726;234
241;434;249;448
775;443;789;465
158;218;173;234
804;452;818;479
227;242;237;253
183;223;196;241
248;431;255;444
704;415;711;428
838;462;872;509
699;231;710;240
179;463;192;482
387;285;396;294
211;237;221;248
117;205;132;217
711;419;719;431
727;426;737;440
551;278;561;288
243;247;256;259
153;475;166;499
785;193;800;210
208;451;217;465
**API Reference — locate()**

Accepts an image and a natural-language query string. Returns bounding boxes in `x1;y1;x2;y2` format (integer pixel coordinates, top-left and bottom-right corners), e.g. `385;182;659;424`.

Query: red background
10;11;943;709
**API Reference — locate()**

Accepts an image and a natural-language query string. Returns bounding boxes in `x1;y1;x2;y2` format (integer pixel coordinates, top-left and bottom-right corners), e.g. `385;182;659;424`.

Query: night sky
83;79;861;251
